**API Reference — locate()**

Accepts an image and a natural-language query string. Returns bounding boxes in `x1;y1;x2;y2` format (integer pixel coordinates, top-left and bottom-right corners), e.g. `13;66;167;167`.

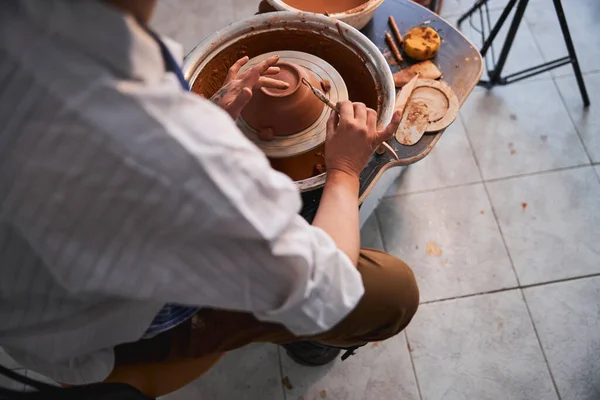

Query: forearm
312;170;361;265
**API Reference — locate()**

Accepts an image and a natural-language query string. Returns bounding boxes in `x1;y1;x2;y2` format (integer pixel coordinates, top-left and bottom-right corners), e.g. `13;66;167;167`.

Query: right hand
325;101;402;179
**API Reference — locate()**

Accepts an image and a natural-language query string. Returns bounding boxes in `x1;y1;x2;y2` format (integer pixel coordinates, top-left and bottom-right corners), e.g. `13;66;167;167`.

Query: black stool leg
552;0;590;107
457;0;489;29
487;0;529;83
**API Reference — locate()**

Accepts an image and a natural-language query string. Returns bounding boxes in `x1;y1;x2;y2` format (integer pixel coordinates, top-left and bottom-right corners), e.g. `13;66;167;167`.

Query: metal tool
301;78;400;161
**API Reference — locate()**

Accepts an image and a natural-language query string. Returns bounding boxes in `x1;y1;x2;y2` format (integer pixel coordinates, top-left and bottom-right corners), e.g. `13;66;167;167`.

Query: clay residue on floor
426;240;442;256
521;202;528;211
282;376;294;390
320;389;328;398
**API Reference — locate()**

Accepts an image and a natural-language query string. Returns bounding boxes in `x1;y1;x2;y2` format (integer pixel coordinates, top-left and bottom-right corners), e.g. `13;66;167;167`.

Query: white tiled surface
555;72;600;163
407;290;557;400
3;2;599;400
385;122;481;195
460;80;588;180
378;184;518;303
486;167;600;285
524;277;600;400
281;333;420;400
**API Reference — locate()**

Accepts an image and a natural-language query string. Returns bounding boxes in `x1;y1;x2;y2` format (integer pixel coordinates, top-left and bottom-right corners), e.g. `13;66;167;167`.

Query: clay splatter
320;389;328;398
521;202;528;211
426;241;442;256
282;376;294;390
480;210;485;215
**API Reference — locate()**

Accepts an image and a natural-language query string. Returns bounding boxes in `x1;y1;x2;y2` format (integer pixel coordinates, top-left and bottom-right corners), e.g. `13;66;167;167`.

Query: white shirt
0;0;364;384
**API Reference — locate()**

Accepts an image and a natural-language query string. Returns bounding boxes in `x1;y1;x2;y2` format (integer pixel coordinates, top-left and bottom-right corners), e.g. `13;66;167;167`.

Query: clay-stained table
300;0;483;222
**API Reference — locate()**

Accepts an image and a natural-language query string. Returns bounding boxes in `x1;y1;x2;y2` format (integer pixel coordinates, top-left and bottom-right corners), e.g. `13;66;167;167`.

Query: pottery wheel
237;51;348;158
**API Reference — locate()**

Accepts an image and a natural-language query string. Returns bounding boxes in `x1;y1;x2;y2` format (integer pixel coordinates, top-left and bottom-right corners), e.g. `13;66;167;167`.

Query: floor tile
458;7;551;82
280;333;419;400
0;347;21;370
441;0;510;19
385;121;481;196
407;290;558;400
555;72;600;163
460;80;588;180
163;344;284;400
524;276;600;400
361;212;384;250
0;369;26;392
487;167;600;285
377;184;517;302
151;0;235;54
526;0;600;78
233;0;260;21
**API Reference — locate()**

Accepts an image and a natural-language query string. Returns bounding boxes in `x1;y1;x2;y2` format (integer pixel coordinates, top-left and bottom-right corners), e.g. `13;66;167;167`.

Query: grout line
420;286;521;305
483;164;591;184
276;346;288;400
382;163;593;200
382;179;482;200
520;272;600;290
519;288;563;400
419;272;600;306
457;109;524;289
404;331;424;400
524;10;595;166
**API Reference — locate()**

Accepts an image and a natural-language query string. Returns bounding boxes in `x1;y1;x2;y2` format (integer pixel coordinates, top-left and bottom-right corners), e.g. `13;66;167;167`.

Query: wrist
325;168;360;193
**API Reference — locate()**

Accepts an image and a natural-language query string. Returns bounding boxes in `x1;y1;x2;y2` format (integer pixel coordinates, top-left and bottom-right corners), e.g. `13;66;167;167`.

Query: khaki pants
107;249;419;397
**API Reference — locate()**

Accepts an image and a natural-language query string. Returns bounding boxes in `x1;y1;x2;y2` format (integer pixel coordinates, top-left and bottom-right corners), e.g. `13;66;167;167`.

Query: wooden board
300;0;483;222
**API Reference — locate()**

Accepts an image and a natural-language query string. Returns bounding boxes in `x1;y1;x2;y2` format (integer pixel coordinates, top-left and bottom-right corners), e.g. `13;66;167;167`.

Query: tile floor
2;1;599;399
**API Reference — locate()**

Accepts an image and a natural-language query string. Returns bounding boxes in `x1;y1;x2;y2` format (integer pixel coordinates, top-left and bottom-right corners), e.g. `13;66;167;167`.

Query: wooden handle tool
301;78;400;161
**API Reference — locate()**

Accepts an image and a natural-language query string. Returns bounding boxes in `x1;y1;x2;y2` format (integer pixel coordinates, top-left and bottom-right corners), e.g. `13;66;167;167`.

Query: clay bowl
241;62;325;137
266;0;385;30
184;12;395;192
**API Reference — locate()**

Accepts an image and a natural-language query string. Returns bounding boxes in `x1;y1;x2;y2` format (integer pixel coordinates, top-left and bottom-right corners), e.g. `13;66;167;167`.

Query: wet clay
283;0;368;14
270;144;326;181
192;29;379;181
320;79;332;93
241;62;325;137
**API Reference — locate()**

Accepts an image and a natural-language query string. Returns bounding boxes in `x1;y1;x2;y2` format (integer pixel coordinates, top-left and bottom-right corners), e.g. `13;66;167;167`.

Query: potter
283;0;368;14
0;3;415;399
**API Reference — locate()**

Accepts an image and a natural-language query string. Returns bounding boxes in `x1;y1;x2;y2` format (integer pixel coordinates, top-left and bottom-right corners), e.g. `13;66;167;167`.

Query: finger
227;87;253;119
265;66;281;75
376;110;403;143
326;110;337;140
225;56;250;83
353;102;367;124
367;108;377;133
241;55;281;87
338;100;354;121
257;77;290;90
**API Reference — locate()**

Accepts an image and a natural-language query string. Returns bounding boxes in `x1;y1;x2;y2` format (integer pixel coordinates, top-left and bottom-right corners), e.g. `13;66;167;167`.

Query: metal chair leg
552;0;590;107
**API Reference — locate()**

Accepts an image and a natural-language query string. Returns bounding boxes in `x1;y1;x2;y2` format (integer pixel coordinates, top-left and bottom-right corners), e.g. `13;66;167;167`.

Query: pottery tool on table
301;77;400;161
395;77;459;146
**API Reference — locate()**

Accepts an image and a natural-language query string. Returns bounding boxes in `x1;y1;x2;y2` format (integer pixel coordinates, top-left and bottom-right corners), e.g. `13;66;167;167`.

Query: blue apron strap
146;29;190;92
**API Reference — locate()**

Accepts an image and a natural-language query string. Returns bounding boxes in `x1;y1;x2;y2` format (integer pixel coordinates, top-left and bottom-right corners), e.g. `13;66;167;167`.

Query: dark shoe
282;342;341;366
282;342;367;366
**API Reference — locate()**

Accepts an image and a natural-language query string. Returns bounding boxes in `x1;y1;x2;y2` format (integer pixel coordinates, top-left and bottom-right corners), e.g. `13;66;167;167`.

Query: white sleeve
8;75;365;336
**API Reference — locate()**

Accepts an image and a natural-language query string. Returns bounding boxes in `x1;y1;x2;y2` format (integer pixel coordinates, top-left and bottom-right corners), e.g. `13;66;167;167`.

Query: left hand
210;55;289;120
